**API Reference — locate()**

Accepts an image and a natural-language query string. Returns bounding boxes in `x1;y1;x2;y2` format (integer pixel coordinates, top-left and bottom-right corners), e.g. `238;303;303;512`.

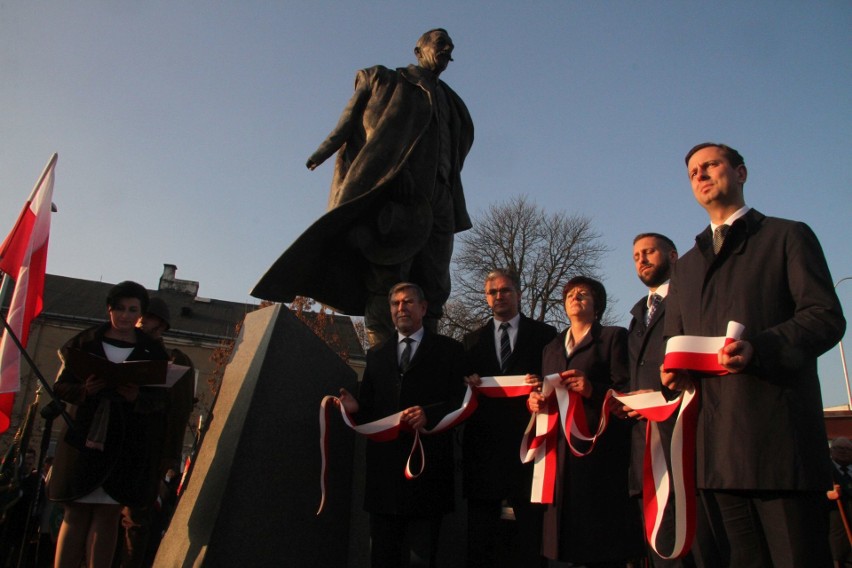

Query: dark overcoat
462;315;556;499
355;328;467;516
48;324;169;507
251;64;474;314
665;208;846;491
541;324;643;563
626;294;671;495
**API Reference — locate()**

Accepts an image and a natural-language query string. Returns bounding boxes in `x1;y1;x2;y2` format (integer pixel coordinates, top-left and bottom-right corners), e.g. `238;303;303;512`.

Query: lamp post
836;277;852;410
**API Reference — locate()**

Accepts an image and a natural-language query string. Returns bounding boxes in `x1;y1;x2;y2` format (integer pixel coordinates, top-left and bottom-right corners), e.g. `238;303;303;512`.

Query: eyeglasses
486;287;515;297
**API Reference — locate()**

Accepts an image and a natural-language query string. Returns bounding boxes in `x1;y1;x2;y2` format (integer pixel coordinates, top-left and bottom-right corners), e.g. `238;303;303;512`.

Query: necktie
713;224;730;255
499;322;512;373
399;337;413;373
645;293;662;326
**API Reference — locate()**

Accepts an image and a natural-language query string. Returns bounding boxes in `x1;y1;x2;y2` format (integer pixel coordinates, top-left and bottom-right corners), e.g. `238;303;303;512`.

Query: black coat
666;209;846;491
626;294;670;495
355;328;467;516
541;324;642;563
462;315;556;499
48;324;169;507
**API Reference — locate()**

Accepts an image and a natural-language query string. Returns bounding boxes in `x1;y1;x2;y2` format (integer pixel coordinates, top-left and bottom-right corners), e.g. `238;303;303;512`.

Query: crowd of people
338;142;847;568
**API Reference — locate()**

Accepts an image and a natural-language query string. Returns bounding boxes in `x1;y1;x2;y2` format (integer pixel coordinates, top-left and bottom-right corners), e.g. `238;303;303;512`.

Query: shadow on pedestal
154;304;357;567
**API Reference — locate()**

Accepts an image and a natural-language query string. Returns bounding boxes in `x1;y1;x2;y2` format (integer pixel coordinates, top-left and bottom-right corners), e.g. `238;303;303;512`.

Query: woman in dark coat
529;276;642;567
49;281;168;568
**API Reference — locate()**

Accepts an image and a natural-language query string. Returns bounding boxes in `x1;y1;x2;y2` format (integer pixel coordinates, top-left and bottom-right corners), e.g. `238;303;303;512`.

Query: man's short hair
484;268;521;291
106;280;149;313
388;282;426;303
633;232;677;254
684;143;745;169
416;28;449;51
562;276;607;321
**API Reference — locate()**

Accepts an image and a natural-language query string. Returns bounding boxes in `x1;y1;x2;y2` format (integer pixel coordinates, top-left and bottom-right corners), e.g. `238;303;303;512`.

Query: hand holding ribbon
317;375;537;514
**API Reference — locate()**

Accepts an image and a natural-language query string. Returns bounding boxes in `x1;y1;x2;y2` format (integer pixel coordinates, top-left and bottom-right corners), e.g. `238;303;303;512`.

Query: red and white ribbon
520;373;624;504
317;375;535;514
664;321;744;375
614;389;698;560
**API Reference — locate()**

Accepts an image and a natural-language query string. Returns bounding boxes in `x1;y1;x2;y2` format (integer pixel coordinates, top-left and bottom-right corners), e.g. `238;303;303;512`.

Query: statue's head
414;28;454;76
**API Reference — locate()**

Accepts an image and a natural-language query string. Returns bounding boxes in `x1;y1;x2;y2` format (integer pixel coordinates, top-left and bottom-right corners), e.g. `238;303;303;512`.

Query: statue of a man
252;28;474;346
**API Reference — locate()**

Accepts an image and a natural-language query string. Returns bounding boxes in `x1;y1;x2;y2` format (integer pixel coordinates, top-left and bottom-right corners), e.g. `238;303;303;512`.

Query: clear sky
2;2;850;404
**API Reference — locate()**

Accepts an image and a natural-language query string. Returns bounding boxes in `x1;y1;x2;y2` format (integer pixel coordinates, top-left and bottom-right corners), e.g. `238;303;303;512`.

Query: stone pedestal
154;304;357;567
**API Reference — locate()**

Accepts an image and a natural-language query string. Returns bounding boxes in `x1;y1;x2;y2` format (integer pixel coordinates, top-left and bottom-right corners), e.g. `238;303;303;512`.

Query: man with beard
624;234;693;566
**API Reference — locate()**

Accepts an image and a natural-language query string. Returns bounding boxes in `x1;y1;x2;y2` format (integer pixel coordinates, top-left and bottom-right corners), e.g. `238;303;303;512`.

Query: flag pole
25;153;58;203
0;310;72;428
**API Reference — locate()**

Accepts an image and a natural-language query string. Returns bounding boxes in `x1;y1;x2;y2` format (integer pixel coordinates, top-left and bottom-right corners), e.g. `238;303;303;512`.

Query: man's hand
718;340;753;373
337;388;360;413
401;406;426;430
661;365;693;392
527;391;546;414
464;373;481;386
618;388;654;419
524;374;542;389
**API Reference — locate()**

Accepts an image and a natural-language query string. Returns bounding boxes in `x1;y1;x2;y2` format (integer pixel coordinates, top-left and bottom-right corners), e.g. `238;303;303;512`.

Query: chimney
159;264;200;296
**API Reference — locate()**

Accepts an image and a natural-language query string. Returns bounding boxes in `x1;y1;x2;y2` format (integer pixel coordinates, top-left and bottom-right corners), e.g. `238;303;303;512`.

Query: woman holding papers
528;276;642;567
49;281;169;568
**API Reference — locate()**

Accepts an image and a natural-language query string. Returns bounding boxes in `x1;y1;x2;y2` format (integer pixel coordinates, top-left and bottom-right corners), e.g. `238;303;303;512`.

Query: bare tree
440;196;610;339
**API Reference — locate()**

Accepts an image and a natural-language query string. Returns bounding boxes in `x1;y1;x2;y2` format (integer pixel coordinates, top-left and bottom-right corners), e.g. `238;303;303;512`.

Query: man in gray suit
662;142;846;567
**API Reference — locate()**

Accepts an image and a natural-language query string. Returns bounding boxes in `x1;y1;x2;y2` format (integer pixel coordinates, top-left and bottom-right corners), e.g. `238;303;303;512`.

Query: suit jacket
541;324;641;563
462;315;557;499
356;328;467;516
665;208;846;491
626;294;670;495
251;64;474;313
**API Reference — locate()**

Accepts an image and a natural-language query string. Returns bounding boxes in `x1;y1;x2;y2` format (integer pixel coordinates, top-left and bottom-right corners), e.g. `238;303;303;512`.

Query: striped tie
645;293;662;326
499;322;512;373
399;337;413;373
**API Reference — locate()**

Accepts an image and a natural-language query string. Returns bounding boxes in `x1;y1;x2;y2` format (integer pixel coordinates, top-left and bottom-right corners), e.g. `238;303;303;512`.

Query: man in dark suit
662;142;846;567
625;233;686;566
462;268;556;568
339;282;467;568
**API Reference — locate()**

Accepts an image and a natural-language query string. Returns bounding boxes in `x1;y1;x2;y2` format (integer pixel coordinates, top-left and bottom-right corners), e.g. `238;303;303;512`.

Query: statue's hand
306;159;319;171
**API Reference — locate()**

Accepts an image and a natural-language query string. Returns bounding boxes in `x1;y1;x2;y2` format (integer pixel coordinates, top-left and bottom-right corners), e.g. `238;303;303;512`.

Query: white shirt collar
649;281;670;304
710;205;750;233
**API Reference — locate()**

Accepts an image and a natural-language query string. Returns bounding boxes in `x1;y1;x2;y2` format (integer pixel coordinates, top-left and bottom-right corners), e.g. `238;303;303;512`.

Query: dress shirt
397;327;425;366
647;281;670;307
492;313;521;356
710;205;750;234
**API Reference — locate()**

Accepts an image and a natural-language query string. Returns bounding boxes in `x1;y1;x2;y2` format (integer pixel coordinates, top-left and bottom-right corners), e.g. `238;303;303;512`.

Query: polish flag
0;154;57;433
663;321;745;375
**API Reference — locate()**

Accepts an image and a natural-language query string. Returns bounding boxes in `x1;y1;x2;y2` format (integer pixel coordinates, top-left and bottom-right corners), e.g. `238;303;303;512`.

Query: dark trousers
707;489;831;568
369;513;443;568
467;496;545;568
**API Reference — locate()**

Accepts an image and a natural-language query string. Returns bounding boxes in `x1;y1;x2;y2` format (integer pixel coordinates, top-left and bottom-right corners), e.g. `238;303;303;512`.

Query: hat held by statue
349;192;432;265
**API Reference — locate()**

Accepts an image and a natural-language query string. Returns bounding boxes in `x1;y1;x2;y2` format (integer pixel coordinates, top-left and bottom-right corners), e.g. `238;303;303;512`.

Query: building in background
1;264;365;457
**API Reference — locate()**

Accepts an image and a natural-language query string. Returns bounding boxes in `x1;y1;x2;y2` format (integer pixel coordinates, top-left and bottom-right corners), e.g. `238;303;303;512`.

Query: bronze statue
252;28;474;346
